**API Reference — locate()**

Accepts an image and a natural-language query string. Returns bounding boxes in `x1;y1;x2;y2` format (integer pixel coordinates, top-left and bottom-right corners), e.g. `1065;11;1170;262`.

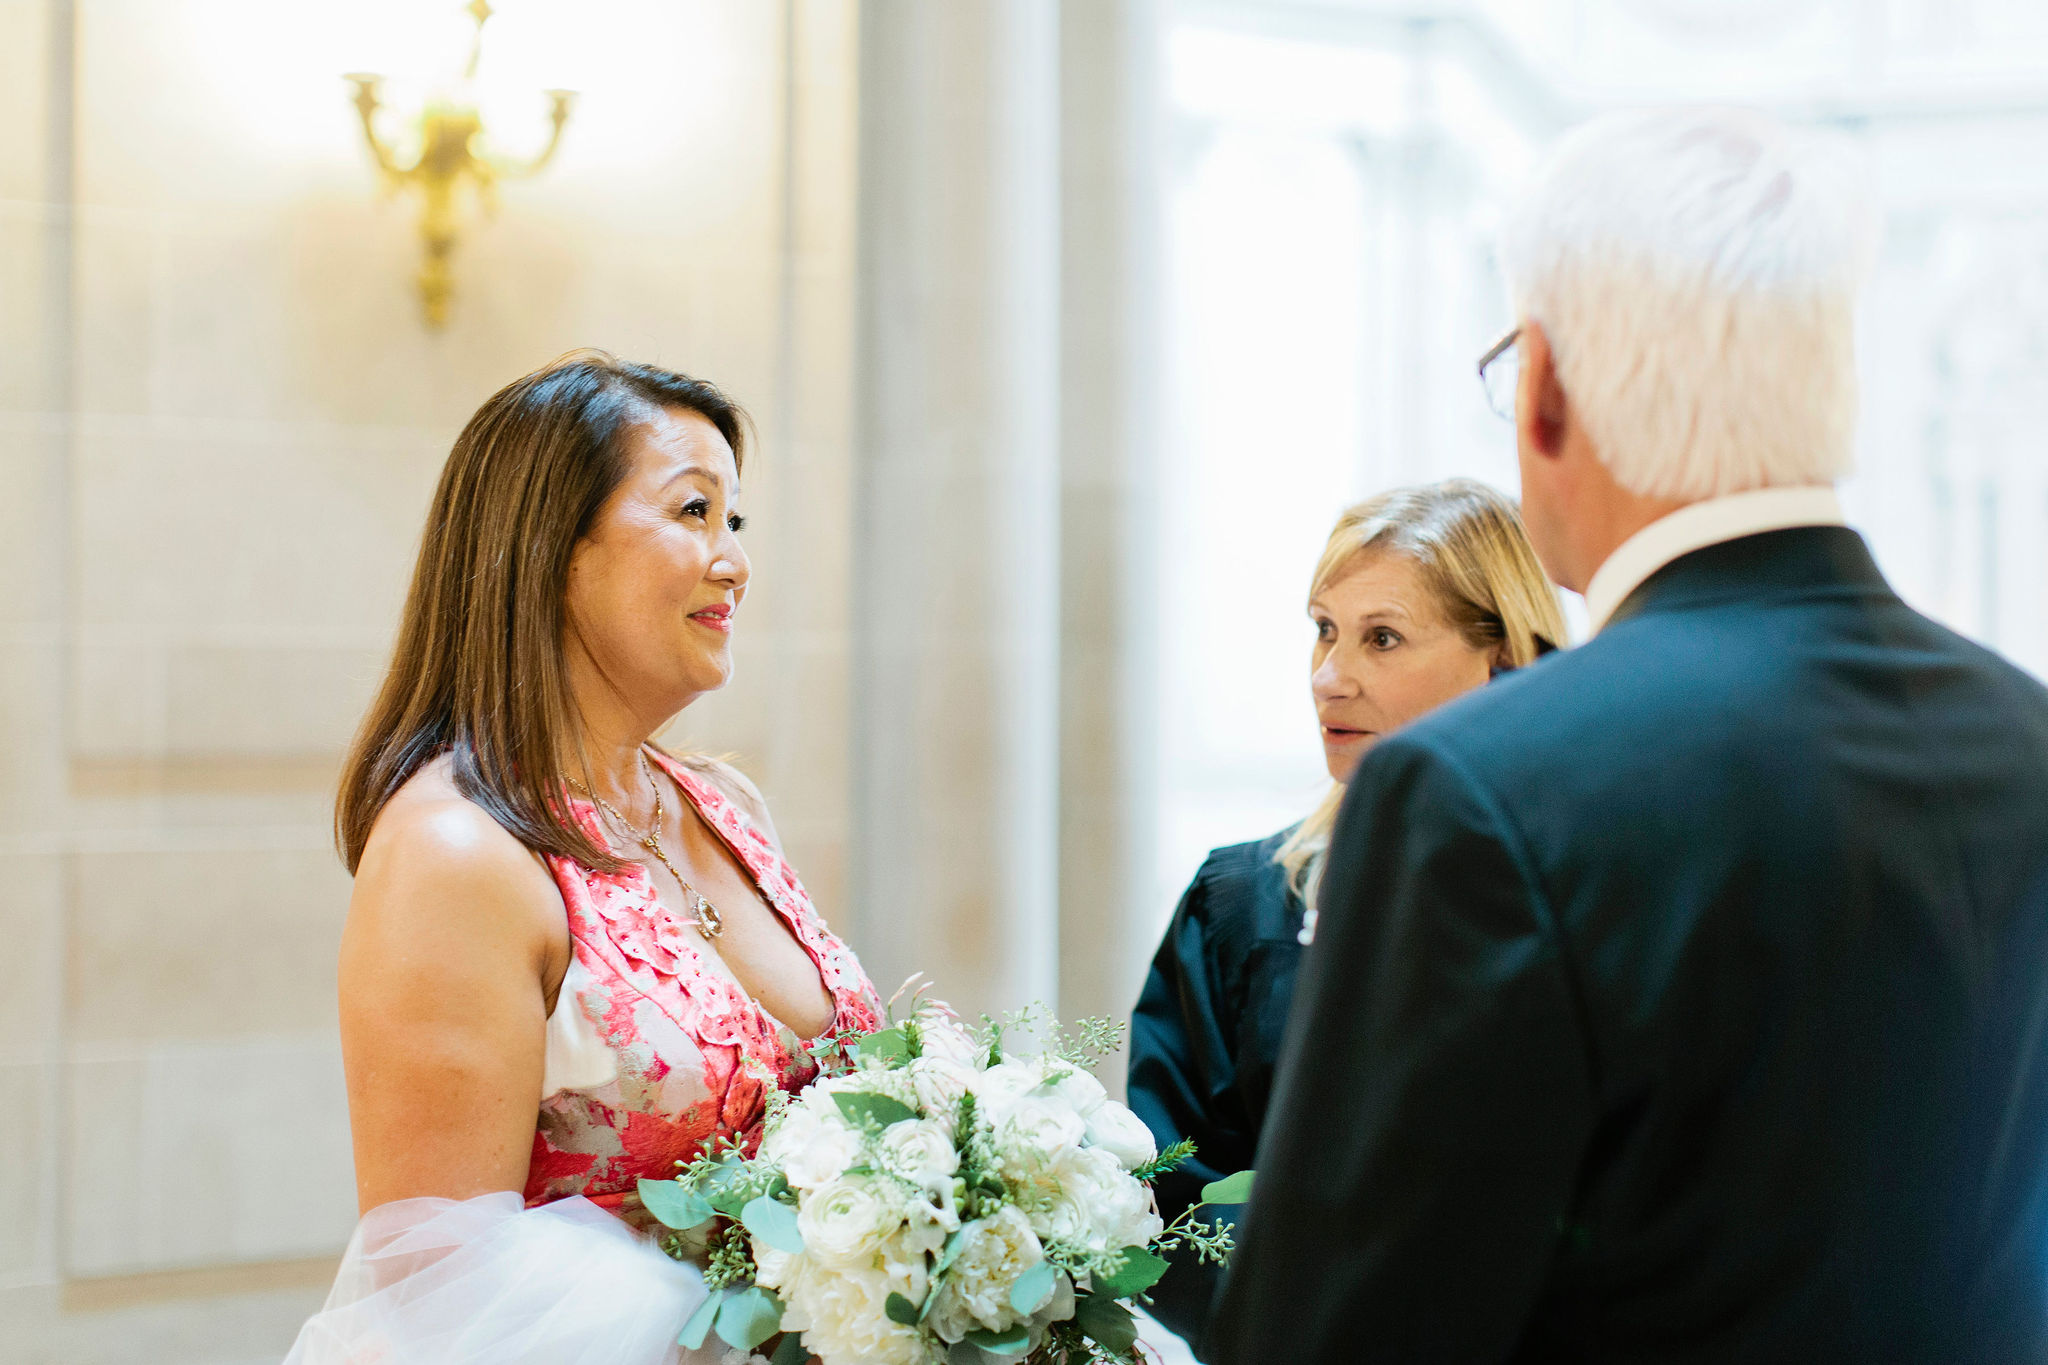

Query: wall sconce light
345;1;575;327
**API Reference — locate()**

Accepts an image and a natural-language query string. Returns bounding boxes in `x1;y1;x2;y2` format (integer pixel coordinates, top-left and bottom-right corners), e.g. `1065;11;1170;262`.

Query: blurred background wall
0;0;870;1355
3;1;2046;1361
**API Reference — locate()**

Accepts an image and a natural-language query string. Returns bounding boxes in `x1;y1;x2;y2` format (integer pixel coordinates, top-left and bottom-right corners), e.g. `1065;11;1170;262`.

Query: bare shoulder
347;756;564;970
672;751;781;845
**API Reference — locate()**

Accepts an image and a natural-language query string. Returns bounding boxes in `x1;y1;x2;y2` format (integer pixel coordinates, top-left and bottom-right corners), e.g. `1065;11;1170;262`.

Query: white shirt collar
1583;485;1846;634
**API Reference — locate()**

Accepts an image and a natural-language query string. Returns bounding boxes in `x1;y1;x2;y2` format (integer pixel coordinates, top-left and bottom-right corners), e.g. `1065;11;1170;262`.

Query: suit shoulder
1924;616;2048;710
1391;644;1616;769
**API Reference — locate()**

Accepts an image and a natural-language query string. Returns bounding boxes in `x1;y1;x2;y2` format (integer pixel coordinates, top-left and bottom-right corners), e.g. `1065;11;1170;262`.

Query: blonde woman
1126;478;1565;1356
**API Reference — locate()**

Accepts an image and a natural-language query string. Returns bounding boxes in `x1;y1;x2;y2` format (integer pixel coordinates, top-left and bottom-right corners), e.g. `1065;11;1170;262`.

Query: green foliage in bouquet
638;996;1250;1365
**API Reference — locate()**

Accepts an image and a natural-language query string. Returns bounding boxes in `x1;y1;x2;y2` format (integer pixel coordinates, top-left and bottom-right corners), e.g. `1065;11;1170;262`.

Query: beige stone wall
0;0;859;1358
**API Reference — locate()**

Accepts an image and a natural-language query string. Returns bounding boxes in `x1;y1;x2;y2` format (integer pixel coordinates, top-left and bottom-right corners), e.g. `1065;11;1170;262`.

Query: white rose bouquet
639;996;1249;1365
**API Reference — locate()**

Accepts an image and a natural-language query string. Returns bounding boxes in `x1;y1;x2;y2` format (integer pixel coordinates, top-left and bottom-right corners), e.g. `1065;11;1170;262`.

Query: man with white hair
1211;107;2048;1362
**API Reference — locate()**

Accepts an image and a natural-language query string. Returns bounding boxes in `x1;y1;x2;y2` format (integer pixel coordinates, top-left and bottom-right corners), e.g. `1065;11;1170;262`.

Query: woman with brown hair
1126;478;1566;1359
287;354;881;1363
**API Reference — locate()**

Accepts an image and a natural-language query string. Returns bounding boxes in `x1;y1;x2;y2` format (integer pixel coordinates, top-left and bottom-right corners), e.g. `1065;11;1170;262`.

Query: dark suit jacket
1210;526;2048;1364
1127;828;1306;1352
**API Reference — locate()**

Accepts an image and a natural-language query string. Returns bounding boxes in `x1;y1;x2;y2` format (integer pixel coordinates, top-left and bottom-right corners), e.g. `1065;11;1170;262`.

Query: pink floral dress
523;749;882;1220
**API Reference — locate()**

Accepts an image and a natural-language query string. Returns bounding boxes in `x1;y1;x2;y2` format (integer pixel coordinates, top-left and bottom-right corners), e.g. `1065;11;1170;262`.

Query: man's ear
1518;321;1570;459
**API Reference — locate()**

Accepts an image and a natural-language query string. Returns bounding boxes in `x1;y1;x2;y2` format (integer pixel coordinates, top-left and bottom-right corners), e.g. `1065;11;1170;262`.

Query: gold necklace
569;756;725;940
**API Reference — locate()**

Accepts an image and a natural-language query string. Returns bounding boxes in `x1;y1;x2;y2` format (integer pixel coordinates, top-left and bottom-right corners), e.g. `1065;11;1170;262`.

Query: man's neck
1567;490;1691;595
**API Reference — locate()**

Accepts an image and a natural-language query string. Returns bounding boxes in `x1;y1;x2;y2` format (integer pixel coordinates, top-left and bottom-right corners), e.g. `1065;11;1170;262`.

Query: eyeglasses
1477;326;1521;420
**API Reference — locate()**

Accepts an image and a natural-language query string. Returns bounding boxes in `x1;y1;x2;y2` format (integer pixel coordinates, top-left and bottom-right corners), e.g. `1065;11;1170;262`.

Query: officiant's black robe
1126;828;1305;1354
1211;527;2048;1363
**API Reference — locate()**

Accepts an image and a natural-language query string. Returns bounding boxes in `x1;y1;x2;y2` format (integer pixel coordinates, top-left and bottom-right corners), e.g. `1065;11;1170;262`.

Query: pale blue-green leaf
1094;1245;1169;1298
964;1323;1033;1355
1073;1292;1137;1352
638;1179;714;1231
714;1286;785;1351
706;1186;751;1219
857;1026;911;1064
678;1289;724;1350
1009;1259;1056;1316
935;1221;976;1276
833;1091;919;1129
1199;1169;1255;1206
740;1194;805;1254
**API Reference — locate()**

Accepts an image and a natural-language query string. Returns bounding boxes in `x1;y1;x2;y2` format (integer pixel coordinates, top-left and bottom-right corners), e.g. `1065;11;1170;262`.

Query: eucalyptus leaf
1073;1293;1138;1353
885;1291;923;1327
714;1286;785;1352
935;1221;976;1276
1008;1259;1056;1316
740;1194;806;1254
704;1154;750;1187
769;1332;809;1365
964;1323;1033;1355
1094;1245;1169;1298
1199;1169;1255;1206
678;1288;725;1350
706;1185;752;1219
638;1178;714;1231
833;1091;920;1129
857;1026;911;1064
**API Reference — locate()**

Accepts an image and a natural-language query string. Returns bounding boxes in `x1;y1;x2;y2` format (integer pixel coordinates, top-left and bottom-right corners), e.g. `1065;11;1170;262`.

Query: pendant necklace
569;755;725;940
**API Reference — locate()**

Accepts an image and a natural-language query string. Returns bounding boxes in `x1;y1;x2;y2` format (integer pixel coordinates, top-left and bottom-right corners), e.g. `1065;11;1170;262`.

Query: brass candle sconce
345;1;575;327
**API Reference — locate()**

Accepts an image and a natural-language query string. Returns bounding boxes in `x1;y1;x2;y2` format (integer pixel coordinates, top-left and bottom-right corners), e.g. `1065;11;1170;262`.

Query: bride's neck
559;644;682;823
563;710;665;825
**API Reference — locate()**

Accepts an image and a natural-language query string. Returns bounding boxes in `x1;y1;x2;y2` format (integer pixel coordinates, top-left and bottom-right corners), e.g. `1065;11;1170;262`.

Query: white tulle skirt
283;1192;723;1365
1131;1306;1200;1365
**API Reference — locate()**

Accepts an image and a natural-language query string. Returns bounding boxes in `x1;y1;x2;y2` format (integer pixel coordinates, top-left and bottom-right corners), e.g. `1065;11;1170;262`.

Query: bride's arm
291;796;715;1365
339;795;567;1211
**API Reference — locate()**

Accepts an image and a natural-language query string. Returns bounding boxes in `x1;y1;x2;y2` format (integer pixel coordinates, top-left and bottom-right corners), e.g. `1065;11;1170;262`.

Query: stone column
1056;0;1162;1045
850;0;1064;1022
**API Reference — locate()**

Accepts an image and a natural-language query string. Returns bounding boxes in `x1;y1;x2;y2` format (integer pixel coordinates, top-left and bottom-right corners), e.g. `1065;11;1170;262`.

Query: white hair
1498;106;1880;501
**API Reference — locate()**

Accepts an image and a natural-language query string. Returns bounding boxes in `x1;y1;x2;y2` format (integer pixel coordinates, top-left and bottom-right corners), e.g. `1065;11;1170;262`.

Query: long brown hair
1275;478;1566;905
336;351;750;874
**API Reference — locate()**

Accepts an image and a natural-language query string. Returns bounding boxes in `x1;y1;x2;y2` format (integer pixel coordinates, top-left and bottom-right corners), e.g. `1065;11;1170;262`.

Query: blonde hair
1275;479;1567;908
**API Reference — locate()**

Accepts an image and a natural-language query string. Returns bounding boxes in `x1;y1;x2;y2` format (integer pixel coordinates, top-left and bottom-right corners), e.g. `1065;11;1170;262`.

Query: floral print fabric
523;751;882;1221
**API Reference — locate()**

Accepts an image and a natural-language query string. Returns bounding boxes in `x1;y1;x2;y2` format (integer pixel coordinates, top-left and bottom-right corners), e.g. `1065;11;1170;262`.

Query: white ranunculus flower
1082;1097;1157;1170
972;1058;1051;1129
911;1002;981;1065
1022;1177;1091;1246
1039;1062;1108;1119
999;1094;1088;1165
750;1243;809;1299
878;1117;961;1192
764;1102;867;1190
1047;1146;1162;1253
905;1055;976;1118
925;1206;1044;1345
797;1175;908;1268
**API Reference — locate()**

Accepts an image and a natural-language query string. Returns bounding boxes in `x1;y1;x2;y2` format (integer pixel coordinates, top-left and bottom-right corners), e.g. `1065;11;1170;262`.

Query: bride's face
562;406;749;723
1309;550;1500;783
